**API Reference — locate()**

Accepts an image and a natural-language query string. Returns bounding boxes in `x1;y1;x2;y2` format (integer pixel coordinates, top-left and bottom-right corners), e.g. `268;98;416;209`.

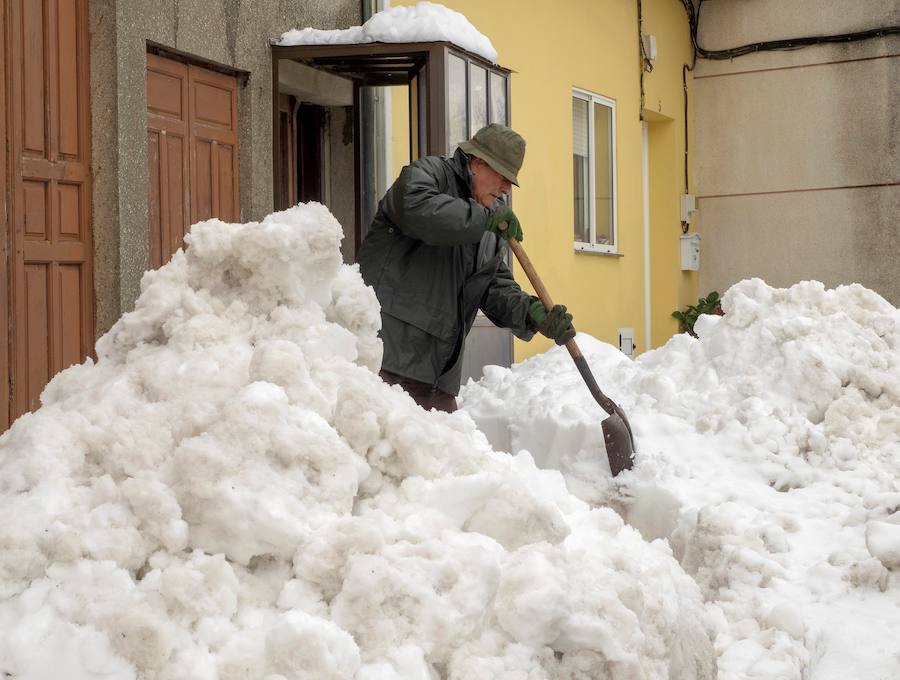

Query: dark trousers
379;370;458;413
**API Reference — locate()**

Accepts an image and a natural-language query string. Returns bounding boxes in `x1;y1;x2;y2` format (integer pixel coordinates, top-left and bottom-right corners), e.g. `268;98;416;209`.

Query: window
572;89;617;253
446;52;508;151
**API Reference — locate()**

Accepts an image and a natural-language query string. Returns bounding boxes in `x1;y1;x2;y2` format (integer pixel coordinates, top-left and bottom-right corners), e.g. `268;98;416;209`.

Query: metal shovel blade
503;231;636;476
601;409;636;477
573;354;636;476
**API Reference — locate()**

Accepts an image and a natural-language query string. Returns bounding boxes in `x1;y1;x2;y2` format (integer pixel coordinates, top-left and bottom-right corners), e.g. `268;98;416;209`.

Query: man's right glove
528;301;576;345
486;206;523;242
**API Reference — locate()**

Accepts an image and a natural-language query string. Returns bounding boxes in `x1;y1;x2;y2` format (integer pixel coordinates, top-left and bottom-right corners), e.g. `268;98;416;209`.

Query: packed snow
278;1;498;64
0;204;717;679
461;279;900;679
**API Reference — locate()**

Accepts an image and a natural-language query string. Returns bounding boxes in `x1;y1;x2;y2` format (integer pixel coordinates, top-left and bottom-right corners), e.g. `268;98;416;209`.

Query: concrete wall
89;0;361;336
693;0;900;305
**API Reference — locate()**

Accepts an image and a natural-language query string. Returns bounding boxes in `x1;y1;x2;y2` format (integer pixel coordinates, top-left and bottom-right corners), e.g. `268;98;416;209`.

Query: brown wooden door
3;0;94;427
147;54;239;268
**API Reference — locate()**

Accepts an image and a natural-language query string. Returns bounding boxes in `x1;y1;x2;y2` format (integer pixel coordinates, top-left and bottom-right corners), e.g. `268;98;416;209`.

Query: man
357;123;576;412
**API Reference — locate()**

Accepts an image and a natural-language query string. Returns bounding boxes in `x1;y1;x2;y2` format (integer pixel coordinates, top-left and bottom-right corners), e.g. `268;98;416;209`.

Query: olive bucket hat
459;123;526;186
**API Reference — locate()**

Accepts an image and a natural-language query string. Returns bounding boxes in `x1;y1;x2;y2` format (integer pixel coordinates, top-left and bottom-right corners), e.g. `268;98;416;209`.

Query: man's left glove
528;301;576;345
486;206;523;242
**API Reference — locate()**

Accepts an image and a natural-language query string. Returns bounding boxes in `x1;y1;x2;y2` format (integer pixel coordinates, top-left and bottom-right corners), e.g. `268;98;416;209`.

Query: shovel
502;227;636;476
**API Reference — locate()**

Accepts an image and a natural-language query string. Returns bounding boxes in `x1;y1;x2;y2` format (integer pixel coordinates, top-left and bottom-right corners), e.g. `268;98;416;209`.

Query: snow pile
0;204;716;679
461;279;900;679
637;279;900;485
278;1;498;64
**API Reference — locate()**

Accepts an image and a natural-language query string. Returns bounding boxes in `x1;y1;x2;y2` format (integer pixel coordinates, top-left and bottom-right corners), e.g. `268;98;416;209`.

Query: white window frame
572;88;618;254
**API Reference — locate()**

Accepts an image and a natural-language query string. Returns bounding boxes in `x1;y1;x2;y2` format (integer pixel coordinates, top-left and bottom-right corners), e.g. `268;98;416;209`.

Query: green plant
672;291;724;337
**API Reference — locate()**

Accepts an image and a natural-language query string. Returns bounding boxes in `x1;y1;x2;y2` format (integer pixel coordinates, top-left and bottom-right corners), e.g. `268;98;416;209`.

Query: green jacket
358;148;537;395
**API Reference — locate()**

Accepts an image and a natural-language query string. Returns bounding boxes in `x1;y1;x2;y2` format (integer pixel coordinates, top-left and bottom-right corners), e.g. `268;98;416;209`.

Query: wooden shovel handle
498;225;636;470
502;228;583;362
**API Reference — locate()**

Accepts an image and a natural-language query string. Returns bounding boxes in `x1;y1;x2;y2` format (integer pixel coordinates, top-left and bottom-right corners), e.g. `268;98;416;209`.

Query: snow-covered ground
0;203;897;679
461;280;900;680
0;205;716;679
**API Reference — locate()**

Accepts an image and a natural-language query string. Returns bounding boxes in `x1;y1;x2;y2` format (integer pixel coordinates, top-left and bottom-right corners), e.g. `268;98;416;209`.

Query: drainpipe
642;123;651;353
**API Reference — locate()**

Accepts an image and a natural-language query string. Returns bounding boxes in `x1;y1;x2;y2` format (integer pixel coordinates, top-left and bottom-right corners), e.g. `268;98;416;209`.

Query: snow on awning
277;1;498;64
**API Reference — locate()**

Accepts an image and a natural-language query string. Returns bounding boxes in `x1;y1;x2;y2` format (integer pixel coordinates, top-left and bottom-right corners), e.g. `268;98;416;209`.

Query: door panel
21;0;46;157
188;64;239;225
57;0;80;158
193;139;213;221
148;54;239;267
147;54;190;269
24;265;50;405
59;265;83;368
6;0;94;424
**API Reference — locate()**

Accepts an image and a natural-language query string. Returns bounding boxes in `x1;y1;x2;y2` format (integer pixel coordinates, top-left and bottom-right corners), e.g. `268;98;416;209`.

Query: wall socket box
680;233;701;271
641;34;658;61
680;193;696;223
618;328;635;356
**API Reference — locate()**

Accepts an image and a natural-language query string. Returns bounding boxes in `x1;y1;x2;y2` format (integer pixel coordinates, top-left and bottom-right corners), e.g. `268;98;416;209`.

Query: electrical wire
687;0;899;61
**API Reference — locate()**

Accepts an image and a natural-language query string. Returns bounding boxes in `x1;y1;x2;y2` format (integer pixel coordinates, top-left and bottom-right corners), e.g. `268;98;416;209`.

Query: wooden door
3;0;94;427
147;54;239;268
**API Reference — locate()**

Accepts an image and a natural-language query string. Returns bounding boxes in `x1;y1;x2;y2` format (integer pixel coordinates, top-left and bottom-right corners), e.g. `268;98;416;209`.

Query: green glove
486;207;523;242
529;301;576;345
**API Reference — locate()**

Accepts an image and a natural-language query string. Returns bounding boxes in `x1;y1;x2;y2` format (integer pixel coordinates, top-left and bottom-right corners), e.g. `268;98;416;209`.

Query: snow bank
278;2;498;64
461;278;900;679
0;204;716;679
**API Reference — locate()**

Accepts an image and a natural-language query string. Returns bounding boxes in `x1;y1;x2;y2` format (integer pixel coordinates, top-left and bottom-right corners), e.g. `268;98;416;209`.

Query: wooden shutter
147;55;239;268
4;0;94;426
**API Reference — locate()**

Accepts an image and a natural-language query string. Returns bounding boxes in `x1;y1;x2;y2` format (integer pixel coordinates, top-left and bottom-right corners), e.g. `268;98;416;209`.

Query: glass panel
572;97;590;243
417;65;427;157
489;72;507;125
448;54;467;152
593;102;613;245
469;63;487;134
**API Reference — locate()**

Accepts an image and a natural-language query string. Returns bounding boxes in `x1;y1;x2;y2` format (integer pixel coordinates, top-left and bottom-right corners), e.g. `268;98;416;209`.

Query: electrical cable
688;0;899;61
637;0;654;122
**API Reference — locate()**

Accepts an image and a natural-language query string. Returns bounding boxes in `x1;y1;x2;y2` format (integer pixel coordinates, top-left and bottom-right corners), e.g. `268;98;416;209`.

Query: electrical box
680;233;701;271
618;328;635;357
680;194;696;223
641;34;657;61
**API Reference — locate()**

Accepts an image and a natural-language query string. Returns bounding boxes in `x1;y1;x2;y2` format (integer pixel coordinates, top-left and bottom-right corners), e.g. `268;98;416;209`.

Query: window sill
574;243;623;257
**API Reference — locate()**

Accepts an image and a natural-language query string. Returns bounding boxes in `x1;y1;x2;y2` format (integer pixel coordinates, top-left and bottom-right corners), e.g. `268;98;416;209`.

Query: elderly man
357;123;575;412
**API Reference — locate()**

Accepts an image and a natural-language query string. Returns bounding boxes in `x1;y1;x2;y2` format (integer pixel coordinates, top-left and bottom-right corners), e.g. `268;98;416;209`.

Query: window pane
593;102;613;245
448;54;467;151
469;64;487;134
573;97;590;243
489;72;507;124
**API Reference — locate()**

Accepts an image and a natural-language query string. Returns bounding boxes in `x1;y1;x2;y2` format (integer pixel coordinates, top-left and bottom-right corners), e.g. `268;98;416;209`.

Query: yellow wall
389;0;696;359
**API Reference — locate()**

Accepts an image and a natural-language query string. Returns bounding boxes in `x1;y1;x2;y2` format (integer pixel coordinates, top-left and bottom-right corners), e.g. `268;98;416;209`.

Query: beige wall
693;0;900;305
89;0;361;336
